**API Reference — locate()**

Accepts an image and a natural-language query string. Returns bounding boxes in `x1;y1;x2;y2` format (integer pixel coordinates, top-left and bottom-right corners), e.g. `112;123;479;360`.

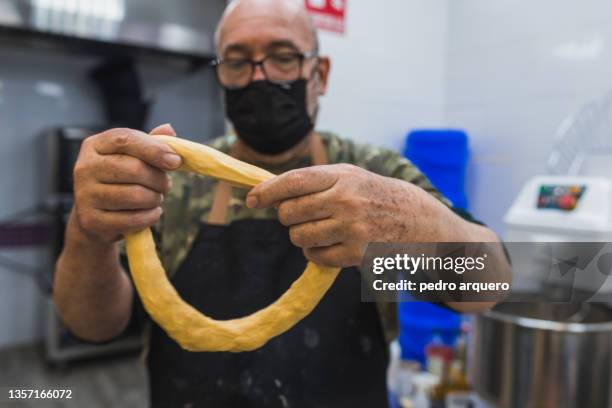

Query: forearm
53;211;133;342
424;198;510;281
405;183;512;312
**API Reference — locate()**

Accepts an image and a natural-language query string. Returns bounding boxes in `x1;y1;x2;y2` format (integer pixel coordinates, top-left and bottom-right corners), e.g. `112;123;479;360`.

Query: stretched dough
125;136;341;352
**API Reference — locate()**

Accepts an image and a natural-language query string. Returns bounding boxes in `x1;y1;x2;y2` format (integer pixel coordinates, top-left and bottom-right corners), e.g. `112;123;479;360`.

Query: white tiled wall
446;0;612;233
317;0;448;150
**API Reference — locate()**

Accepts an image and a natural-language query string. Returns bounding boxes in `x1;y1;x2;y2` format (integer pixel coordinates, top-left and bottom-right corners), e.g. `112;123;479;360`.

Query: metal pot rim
482;308;612;333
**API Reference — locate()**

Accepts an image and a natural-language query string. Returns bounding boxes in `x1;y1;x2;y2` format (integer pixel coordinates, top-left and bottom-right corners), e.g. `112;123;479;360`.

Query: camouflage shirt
145;131;451;344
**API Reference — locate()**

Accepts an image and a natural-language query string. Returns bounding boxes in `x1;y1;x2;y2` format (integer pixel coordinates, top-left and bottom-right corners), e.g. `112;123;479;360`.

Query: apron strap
207;181;232;225
207;134;328;225
310;133;328;166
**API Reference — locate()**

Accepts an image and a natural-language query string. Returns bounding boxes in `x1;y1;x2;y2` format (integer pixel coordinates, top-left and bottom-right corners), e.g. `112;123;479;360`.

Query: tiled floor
0;344;148;407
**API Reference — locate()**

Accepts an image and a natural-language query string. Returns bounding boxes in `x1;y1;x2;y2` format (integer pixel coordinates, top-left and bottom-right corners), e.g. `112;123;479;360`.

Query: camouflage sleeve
154;170;203;278
328;135;452;206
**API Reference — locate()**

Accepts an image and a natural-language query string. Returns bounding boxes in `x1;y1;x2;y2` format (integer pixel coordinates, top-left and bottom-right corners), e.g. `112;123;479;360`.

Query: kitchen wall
0;45;224;348
445;0;612;233
0;46;103;349
317;0;448;150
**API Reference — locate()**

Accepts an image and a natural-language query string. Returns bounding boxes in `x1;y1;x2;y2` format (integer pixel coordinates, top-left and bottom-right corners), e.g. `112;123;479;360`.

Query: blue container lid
399;302;461;330
404;129;469;167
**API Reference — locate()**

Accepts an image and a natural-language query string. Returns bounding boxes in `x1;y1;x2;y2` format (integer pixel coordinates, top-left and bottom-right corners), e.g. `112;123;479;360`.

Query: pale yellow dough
124;136;342;352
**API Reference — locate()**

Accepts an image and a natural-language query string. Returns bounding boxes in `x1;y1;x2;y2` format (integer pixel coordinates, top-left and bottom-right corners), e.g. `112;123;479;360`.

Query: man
54;0;510;406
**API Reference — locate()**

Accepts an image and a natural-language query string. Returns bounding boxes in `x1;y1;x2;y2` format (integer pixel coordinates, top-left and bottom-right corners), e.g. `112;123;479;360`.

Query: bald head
213;0;332;156
215;0;319;55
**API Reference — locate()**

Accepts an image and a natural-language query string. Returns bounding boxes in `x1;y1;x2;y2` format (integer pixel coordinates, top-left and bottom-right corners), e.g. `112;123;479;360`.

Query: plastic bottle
425;332;453;377
445;323;474;408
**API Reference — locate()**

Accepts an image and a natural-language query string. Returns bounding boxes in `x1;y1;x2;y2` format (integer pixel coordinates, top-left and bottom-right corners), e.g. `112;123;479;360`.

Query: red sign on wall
305;0;347;34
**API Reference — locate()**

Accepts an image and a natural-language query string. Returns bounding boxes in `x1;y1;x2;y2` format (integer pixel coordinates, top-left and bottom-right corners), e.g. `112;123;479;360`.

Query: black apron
147;136;389;408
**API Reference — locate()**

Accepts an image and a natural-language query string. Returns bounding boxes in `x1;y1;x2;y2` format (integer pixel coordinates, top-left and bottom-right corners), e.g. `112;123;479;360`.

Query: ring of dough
125;136;342;352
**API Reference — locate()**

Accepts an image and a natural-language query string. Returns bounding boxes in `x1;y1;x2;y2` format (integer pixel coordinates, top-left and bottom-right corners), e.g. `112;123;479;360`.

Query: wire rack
548;90;612;175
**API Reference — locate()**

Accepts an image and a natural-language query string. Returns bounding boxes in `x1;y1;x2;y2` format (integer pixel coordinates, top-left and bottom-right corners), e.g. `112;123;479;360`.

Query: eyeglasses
211;51;318;90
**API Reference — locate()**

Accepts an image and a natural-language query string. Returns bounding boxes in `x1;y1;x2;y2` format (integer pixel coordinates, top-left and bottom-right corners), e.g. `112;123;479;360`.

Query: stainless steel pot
470;303;612;408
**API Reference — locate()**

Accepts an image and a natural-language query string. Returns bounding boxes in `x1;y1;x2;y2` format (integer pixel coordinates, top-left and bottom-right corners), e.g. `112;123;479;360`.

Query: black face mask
224;79;314;155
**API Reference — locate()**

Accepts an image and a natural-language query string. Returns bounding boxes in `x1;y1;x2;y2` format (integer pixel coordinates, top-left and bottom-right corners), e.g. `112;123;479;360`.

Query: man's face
216;1;330;122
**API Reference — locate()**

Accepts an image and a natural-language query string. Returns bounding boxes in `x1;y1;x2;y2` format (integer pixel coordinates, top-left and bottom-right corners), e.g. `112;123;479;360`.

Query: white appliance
504;176;612;297
505;176;612;242
503;91;612;299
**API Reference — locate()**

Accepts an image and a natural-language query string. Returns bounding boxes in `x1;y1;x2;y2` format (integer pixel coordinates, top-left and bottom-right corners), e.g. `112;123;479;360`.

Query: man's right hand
72;125;182;243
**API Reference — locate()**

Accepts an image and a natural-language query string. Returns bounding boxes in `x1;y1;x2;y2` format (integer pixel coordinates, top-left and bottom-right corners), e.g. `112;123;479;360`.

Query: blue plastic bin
398;302;461;365
403;129;469;210
398;129;470;365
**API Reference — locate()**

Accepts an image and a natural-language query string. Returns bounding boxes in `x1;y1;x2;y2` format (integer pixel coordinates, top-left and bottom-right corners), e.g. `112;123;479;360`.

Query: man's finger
247;166;338;209
303;244;346;268
91;184;163;211
150;123;177;137
95;207;163;235
289;219;344;248
96;154;171;194
277;190;333;226
94;128;182;171
304;243;365;268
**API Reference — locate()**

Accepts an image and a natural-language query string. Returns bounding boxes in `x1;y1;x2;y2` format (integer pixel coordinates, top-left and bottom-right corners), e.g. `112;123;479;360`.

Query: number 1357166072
4;388;73;401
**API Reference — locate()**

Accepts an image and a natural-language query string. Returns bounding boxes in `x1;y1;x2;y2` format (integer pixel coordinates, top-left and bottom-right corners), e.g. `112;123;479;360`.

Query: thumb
150;123;177;137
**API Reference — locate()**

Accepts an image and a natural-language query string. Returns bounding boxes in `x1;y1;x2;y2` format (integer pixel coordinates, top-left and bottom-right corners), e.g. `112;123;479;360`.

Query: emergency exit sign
305;0;347;34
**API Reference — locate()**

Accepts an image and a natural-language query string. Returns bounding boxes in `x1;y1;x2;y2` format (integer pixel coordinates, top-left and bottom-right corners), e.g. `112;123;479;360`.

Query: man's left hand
246;164;441;268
